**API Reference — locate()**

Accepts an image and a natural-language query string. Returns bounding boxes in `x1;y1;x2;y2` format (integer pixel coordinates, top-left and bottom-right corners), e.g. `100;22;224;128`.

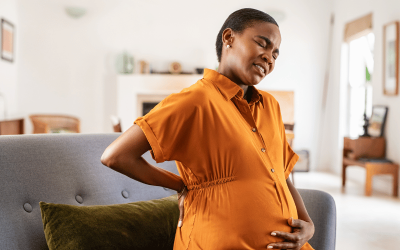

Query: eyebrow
256;35;280;55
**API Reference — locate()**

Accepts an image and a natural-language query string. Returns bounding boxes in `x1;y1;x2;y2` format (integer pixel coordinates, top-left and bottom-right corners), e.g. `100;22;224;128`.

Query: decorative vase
116;51;134;74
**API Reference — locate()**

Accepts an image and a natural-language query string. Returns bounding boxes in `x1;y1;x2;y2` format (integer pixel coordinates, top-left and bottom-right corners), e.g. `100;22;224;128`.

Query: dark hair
215;8;279;62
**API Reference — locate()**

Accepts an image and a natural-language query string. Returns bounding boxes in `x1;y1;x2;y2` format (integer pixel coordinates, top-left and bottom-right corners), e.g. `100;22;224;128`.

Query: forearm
114;156;184;192
101;124;185;192
286;178;313;224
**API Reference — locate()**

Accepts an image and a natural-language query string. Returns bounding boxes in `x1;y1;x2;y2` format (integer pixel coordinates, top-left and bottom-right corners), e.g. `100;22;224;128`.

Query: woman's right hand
177;187;188;228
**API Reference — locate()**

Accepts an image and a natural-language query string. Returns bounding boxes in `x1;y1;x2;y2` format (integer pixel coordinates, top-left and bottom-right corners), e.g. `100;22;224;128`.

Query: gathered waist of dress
186;176;236;190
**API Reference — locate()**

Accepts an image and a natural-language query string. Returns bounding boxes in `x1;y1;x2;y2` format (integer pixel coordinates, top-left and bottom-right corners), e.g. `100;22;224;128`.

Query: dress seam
185;192;199;250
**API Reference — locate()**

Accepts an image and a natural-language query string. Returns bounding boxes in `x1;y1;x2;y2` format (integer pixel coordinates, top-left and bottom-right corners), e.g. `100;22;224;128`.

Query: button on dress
134;69;314;249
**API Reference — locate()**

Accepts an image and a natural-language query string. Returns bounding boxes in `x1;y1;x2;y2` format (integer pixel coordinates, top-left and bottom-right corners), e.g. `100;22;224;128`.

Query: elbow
101;147;118;169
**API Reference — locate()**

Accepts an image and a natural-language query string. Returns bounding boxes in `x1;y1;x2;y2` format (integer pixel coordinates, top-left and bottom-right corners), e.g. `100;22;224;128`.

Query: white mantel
117;74;203;131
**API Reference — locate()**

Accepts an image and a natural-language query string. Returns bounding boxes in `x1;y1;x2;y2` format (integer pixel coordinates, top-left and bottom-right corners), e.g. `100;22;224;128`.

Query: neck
217;64;249;98
243;86;251;102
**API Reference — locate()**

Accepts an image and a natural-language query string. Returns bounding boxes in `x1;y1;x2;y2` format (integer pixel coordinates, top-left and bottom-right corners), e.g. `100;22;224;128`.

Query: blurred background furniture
29;114;80;134
110;115;122;132
293;150;310;172
267;90;294;126
267;91;296;147
266;91;307;184
342;136;398;196
0;118;24;135
284;123;295;147
0;93;23;135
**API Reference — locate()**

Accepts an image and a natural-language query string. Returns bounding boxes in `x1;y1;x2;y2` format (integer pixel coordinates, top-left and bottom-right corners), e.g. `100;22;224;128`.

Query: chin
247;72;266;86
247;76;263;86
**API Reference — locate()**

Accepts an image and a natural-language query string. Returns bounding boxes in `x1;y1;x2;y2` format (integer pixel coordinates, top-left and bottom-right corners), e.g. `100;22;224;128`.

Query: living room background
1;0;400;195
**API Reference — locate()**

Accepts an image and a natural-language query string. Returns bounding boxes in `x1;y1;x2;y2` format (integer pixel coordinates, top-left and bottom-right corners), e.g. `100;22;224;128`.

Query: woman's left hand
267;217;314;249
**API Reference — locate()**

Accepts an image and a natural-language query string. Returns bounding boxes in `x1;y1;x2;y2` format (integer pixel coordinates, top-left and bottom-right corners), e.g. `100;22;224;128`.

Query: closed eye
256;41;265;48
256;40;277;60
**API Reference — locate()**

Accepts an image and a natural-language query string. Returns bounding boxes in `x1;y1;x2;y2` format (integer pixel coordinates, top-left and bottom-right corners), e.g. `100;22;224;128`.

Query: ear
222;28;235;46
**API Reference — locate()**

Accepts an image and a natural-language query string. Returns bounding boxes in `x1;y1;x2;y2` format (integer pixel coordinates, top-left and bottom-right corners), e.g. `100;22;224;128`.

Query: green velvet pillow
39;195;179;250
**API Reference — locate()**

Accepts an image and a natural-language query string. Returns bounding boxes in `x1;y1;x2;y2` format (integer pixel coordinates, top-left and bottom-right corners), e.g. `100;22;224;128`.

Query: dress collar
203;68;264;107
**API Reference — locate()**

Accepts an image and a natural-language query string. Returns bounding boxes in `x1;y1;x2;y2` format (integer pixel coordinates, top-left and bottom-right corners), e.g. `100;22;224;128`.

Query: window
347;33;374;137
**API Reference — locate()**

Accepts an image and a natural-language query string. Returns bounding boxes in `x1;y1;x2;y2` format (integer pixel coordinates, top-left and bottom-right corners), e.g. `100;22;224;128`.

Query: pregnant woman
101;8;315;250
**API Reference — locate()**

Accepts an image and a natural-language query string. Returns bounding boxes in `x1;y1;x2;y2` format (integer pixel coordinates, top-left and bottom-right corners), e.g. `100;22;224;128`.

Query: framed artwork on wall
1;18;14;62
383;21;399;95
367;105;388;137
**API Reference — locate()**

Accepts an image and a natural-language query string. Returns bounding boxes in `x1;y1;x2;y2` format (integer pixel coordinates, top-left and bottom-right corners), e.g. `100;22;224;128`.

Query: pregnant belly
180;180;294;249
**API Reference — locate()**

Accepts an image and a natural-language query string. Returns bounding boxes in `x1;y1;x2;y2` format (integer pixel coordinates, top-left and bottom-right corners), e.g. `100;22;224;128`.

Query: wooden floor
294;171;400;250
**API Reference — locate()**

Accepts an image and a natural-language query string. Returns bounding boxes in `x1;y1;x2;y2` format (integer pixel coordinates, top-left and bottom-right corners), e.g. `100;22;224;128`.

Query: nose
261;51;273;65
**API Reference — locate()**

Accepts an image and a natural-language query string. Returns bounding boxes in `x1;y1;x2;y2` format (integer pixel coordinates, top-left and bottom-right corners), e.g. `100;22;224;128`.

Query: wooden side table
342;157;399;197
342;136;399;197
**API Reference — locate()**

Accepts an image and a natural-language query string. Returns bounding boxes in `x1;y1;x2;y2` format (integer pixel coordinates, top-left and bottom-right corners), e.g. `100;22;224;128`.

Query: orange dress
134;69;314;250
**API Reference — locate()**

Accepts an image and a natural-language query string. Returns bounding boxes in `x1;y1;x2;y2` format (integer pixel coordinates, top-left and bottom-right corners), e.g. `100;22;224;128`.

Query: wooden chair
29;114;80;134
0;118;24;135
110;115;122;133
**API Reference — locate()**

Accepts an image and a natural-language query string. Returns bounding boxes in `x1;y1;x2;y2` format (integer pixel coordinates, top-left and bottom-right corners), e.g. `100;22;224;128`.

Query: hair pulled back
215;8;278;62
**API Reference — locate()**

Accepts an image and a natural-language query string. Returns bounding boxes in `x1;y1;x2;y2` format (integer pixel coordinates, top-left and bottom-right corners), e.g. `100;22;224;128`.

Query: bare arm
286;178;314;225
101;124;185;192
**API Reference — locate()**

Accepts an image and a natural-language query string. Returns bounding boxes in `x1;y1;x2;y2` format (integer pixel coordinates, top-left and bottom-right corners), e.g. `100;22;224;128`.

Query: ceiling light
65;7;87;19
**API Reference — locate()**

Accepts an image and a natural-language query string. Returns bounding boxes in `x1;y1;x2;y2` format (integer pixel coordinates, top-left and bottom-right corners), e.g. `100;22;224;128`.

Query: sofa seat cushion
40;195;179;250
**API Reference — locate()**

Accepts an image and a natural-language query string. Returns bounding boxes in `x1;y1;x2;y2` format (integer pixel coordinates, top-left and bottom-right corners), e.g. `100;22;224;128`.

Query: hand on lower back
177;188;188;228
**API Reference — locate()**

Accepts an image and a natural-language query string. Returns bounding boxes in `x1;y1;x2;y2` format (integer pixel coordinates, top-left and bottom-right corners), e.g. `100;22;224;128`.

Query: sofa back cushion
0;133;178;250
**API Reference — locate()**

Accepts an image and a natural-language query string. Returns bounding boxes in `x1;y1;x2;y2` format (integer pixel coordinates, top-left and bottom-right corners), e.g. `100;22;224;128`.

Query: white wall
0;0;18;119
13;0;333;170
16;0;110;134
320;0;400;194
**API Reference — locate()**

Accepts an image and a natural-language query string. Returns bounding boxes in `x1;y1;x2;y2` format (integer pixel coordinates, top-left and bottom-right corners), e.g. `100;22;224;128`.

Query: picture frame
383;21;399;95
1;18;14;62
367;105;388;137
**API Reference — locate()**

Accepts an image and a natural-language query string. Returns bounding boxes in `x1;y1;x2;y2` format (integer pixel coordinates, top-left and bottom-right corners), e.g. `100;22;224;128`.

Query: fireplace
142;102;159;116
117;74;202;132
136;94;169;117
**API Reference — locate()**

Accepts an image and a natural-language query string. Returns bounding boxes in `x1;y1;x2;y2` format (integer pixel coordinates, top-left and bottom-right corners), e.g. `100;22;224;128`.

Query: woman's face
220;21;281;86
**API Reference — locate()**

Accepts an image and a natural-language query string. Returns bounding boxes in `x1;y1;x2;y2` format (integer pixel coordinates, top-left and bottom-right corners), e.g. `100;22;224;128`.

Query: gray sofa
0;133;336;250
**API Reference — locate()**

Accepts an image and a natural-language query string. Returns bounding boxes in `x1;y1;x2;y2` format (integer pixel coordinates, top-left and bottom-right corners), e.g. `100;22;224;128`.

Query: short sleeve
283;136;299;179
276;103;299;179
134;85;203;163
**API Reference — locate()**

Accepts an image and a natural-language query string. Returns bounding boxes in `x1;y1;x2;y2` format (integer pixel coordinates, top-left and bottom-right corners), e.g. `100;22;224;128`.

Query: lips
253;63;266;76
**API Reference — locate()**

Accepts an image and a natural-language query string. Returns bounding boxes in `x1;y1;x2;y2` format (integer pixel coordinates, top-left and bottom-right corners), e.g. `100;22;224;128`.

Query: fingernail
178;220;183;227
267;246;273;249
271;232;276;236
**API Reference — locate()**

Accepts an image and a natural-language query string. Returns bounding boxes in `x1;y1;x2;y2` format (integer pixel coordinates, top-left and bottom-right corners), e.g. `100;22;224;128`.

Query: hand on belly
267;217;315;249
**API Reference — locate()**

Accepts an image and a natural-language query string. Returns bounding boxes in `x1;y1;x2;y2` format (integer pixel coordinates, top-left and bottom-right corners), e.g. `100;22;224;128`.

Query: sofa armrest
298;189;336;250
